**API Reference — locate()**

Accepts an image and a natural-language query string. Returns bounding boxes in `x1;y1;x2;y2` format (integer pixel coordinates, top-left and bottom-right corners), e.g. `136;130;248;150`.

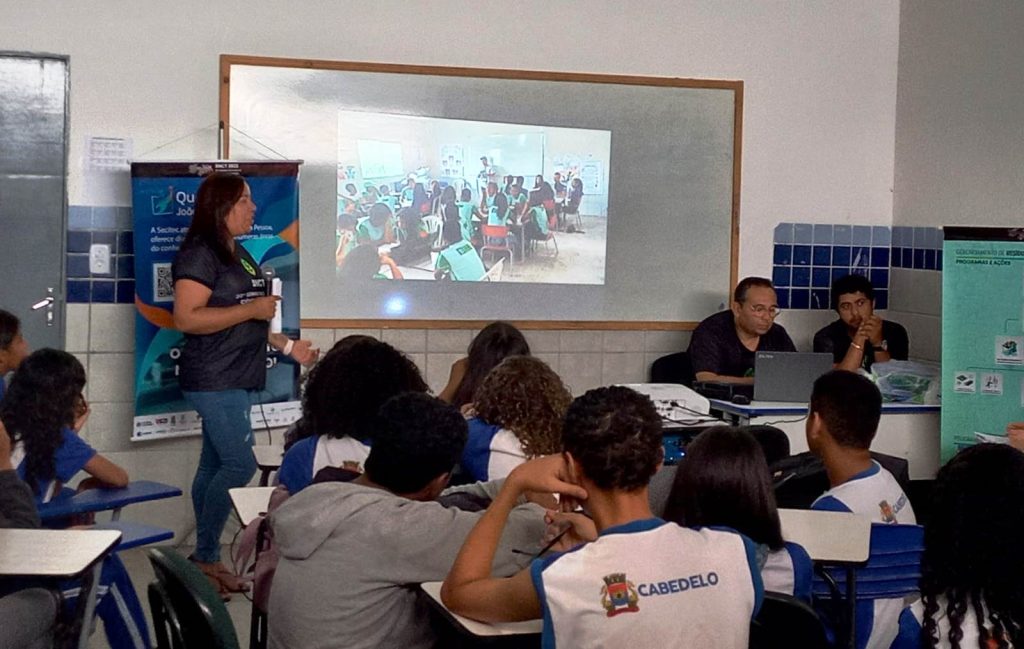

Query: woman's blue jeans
183;389;257;563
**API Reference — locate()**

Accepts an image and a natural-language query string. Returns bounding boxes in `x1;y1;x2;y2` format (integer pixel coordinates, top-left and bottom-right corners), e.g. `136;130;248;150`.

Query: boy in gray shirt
268;393;546;649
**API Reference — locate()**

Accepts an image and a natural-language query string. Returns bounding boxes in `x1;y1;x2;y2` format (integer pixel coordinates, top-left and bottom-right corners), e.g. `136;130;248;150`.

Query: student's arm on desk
694;371;754;385
442;456;587;623
82;455;129;488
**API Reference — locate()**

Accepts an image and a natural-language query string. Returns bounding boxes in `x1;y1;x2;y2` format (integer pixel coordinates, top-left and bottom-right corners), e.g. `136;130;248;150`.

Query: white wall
889;1;1024;360
2;1;901;537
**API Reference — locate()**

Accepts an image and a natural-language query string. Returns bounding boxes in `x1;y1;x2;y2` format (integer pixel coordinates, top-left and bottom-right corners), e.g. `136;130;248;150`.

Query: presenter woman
172;172;316;596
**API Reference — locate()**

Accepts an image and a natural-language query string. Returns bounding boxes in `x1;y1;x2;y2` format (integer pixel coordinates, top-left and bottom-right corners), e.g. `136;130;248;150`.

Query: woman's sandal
189;557;249;601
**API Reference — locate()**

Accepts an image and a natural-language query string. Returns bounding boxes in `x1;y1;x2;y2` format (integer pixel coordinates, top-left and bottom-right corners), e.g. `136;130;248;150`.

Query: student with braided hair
892;443;1024;649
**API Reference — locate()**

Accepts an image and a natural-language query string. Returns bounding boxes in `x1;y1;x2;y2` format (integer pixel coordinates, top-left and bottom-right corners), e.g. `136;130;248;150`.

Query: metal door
0;53;68;349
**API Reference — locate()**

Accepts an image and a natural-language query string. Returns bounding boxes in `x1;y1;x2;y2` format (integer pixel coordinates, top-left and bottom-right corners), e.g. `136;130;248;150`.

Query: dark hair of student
368;202;392;226
180;172;246;264
0;309;20;350
562;386;662;491
515;176;524;187
460;188;472;202
830;274;875;311
809;370;881;449
300;338;427;444
412;183;430;214
732;276;775;304
919;443;1024;649
337;213;358;230
441;220;463;247
338;244;384;281
451;322;531;407
474;357;572;458
364;392;468;494
663;426;784;550
284;335;377;449
440;186;459;226
0;349;86;494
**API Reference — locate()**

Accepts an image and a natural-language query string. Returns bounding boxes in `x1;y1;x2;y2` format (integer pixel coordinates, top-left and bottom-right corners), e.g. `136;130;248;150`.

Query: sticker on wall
954;371;977;393
995;336;1024;365
981;372;1004;395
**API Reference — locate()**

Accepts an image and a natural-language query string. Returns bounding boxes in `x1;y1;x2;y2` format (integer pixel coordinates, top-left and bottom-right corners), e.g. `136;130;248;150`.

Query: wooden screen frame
219;54;742;331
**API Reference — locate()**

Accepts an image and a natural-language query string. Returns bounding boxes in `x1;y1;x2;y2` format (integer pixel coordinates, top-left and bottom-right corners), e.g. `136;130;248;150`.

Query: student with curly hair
663;426;812;600
892;443;1024;649
438;321;531;409
443;386;763;648
276;338;428;494
460;356;571;482
1;349;128;504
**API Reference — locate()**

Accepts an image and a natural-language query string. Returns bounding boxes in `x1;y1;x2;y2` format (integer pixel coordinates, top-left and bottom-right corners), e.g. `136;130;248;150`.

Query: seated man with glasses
813;274;908;372
688;277;796;385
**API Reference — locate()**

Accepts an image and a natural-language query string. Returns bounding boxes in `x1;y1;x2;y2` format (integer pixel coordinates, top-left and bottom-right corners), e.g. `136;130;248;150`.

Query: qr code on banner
153;263;174;303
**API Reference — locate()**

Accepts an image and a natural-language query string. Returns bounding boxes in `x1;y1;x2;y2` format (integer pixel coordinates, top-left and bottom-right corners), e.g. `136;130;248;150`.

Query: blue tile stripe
772;222;942;310
66;204;135;304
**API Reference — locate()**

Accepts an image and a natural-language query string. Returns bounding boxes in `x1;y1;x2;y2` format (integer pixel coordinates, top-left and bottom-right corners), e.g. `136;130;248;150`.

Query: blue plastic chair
812;523;924;649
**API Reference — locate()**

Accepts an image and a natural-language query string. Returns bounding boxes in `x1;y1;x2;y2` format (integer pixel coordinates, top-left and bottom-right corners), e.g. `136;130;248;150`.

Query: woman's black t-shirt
172;239;269;392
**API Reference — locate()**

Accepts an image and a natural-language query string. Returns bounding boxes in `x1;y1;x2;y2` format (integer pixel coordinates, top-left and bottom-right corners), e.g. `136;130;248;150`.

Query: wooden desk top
420;581;542;637
229;486;275;526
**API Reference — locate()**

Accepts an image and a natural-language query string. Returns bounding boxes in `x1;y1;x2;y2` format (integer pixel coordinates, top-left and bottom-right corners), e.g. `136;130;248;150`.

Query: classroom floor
502;213;607;284
88;544;252;649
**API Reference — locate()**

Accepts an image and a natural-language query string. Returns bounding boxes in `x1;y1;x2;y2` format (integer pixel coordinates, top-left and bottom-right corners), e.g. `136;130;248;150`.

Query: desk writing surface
421;581;542;637
0;529;121;577
230;487;275;527
36;480;182;520
778;508;870;564
253;445;284;469
710;399;940;418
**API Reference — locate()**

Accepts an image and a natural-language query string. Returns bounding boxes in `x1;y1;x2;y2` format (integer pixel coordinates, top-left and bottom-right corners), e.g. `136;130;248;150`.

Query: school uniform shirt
277;435;370;495
171;239;269;392
356;216;387;243
813;319;909;370
530;519;763;649
436;241;486;281
761;542;813;601
892;597;1008;649
687;310;797;379
456;201;476;241
11;428;97;503
812;462;916;649
459;418;527;482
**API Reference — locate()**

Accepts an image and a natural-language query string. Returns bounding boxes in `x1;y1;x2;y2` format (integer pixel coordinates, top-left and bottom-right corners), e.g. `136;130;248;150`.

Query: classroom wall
888;1;1024;361
1;1;901;539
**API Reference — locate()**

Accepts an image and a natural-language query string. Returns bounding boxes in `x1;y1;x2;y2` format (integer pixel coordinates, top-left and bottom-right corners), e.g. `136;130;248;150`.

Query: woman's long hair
473;356;571;458
920;443;1024;649
180;172;246;264
663;426;785;550
0;349;86;494
452;322;531;407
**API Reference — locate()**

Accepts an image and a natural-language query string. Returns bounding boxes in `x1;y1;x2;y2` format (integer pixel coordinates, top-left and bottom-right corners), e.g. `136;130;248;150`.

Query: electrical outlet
89;243;111;274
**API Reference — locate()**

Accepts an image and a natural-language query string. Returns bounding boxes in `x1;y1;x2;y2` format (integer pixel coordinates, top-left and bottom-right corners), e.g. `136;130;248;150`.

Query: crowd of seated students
335;170;582;279
8;303;1024;649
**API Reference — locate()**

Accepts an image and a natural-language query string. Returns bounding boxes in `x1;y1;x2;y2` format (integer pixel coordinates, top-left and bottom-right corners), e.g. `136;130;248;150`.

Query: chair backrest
649;351;695;387
744;425;791;466
812;523;924;601
750;592;831;649
480;224;510;248
146;548;241;649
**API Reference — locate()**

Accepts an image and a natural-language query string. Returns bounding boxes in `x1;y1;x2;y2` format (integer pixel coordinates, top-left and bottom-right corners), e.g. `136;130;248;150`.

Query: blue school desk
37;480;182;521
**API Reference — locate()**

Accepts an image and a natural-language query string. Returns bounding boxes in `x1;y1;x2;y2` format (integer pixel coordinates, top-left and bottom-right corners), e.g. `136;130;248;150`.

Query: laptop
753;351;834;403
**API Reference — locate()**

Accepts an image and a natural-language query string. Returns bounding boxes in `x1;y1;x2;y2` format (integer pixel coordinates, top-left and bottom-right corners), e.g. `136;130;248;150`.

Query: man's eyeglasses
747;304;781;318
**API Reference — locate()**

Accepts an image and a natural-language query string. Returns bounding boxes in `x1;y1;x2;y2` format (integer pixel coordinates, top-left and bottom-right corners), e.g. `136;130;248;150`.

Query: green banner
941;227;1024;461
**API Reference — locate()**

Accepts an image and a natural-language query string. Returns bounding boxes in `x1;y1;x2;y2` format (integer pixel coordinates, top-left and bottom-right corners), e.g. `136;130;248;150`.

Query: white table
252;444;284;486
709;399;941;479
0;528;122;649
420;581;542;638
778;508;870;563
229;486;275;527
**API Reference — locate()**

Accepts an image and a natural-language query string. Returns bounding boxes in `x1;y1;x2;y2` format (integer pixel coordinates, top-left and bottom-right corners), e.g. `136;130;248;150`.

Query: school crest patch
600;573;639;617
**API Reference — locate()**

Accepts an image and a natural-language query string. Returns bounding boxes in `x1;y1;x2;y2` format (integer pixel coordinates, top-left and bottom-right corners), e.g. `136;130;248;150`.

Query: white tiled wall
68;305;702;537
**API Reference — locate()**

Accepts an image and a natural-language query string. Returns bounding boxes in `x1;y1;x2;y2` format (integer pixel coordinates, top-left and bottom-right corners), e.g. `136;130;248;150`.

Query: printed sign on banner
941;227;1024;461
129;161;303;441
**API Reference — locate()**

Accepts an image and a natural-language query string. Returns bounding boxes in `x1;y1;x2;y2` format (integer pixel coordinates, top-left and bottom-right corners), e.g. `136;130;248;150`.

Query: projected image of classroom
334;111;610;285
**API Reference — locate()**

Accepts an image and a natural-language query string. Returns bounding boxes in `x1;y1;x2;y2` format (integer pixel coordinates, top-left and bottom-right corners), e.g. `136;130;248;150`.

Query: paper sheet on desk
975;432;1011;445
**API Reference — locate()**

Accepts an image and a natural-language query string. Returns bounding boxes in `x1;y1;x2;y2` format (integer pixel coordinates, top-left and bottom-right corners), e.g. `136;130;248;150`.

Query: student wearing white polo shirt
443;386;763;649
806;370;915;649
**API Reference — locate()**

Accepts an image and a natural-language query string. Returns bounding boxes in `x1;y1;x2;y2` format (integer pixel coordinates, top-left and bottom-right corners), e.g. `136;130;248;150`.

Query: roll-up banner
129;161;302;441
941;227;1024;461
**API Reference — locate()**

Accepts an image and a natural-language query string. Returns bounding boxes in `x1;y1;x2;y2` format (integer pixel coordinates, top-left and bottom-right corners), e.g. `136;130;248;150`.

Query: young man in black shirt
688;277;797;384
812;274;908;371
